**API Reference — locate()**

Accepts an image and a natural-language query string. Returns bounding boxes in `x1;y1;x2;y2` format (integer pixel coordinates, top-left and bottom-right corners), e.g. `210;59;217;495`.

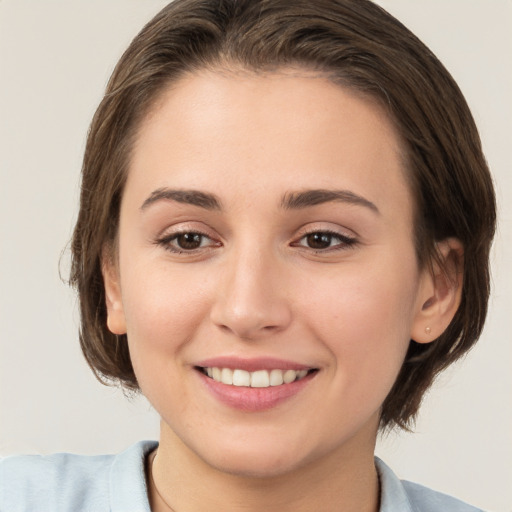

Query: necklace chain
150;451;176;512
149;450;382;511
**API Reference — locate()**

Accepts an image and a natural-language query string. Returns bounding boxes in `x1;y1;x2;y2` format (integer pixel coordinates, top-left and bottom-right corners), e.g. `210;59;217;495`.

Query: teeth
212;367;222;381
204;367;310;388
250;370;270;388
283;369;297;384
269;369;284;386
221;368;233;385
232;369;250;386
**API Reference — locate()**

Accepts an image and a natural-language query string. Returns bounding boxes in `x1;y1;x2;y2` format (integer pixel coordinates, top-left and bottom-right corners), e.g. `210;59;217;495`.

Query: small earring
425;326;432;334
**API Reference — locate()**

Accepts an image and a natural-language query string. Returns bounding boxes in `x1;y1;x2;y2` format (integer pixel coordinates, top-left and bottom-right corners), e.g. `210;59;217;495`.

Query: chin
193;431;331;480
206;449;307;479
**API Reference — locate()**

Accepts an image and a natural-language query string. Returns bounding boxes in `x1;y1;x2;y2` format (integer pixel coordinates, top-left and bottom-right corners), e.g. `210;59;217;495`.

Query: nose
209;248;292;340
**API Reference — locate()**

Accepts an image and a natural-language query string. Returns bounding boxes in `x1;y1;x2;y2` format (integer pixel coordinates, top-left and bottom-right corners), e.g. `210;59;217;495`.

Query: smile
199;367;313;388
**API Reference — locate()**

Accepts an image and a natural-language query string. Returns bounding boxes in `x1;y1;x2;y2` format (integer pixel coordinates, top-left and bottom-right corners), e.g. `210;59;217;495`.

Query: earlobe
411;238;464;344
101;250;127;335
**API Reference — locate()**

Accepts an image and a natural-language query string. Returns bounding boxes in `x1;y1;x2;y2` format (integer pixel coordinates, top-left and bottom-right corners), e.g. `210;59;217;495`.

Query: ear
101;247;127;335
411;238;464;344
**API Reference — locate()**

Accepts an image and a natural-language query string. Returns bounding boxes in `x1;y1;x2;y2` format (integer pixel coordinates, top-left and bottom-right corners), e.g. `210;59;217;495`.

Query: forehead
140;67;399;153
128;68;411;220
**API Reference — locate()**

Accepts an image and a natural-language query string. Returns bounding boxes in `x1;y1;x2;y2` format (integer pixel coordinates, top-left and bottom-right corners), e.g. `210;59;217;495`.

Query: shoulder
375;458;485;512
401;480;485;512
0;440;157;512
0;450;114;512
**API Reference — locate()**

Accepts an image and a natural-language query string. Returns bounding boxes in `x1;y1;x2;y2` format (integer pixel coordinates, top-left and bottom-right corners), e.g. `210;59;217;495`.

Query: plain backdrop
0;1;511;511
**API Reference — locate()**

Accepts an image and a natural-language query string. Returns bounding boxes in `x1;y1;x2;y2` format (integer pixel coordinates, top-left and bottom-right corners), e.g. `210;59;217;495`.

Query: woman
0;0;497;510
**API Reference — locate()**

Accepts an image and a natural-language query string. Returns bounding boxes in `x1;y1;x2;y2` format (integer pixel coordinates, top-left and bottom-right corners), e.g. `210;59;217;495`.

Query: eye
295;230;356;251
157;231;218;253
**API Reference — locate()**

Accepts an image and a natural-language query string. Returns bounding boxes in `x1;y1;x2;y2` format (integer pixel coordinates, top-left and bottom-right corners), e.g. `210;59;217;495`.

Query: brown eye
306;232;335;249
156;229;220;255
294;230;357;252
175;232;204;250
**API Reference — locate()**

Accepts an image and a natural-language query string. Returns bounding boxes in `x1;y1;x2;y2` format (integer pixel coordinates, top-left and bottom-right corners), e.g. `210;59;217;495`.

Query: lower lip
198;371;316;412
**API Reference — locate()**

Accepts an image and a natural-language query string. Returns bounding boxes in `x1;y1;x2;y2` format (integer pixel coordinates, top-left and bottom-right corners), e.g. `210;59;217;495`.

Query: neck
148;420;380;512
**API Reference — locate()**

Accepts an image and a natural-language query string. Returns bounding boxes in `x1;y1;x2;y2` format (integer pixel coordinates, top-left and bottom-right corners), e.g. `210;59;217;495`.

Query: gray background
1;1;511;510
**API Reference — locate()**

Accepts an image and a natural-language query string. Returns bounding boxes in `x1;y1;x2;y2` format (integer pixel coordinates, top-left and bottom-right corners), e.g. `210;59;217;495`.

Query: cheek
300;260;418;397
119;264;219;417
119;260;213;366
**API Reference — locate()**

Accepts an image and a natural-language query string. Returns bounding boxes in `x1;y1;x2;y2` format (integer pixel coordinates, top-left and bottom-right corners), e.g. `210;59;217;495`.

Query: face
104;69;435;477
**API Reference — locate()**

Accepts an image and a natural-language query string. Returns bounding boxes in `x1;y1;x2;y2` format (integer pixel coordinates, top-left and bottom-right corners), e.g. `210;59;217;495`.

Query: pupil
307;233;331;249
178;233;202;249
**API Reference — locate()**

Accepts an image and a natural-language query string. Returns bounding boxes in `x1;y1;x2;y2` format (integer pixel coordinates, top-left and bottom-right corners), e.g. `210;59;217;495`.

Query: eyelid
291;224;359;252
156;232;220;255
155;220;215;238
297;231;356;246
153;222;222;254
295;222;358;240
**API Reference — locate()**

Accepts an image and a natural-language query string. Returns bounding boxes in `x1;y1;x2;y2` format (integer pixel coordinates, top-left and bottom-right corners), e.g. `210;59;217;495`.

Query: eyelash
155;229;357;255
294;229;357;253
155;230;218;254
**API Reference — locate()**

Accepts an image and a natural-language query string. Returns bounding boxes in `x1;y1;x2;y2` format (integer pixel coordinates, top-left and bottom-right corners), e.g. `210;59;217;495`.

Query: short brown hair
70;0;496;430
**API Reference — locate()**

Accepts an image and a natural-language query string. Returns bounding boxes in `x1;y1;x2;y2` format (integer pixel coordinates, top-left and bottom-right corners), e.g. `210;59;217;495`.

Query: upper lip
194;356;314;372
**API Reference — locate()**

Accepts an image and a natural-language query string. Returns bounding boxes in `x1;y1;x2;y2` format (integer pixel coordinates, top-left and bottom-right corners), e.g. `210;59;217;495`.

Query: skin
103;68;462;512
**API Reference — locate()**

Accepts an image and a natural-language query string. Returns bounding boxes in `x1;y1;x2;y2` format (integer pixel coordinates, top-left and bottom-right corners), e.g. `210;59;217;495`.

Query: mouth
196;366;318;388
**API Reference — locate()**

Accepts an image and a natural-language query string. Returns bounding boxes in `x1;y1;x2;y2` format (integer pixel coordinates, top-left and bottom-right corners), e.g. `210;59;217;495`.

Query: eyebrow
140;188;222;211
140;187;379;215
281;189;380;214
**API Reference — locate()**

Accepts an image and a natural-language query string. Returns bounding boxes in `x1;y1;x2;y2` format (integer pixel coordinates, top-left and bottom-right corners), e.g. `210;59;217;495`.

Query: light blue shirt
0;440;484;511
